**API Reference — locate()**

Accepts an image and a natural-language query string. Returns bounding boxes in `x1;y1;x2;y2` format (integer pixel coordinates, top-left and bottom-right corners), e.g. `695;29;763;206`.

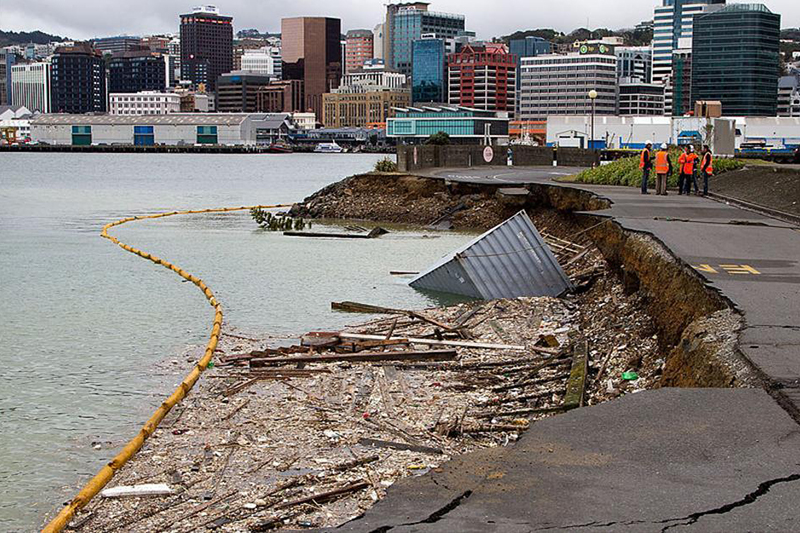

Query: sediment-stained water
0;153;473;531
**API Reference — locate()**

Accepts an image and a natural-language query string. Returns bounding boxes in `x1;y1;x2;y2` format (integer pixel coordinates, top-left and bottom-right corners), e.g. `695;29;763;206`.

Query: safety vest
640;149;651;169
679;153;698;174
655;151;670;174
702;153;713;175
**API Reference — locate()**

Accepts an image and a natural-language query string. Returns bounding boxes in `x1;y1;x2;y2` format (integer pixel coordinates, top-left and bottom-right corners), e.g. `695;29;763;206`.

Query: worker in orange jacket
677;145;699;195
700;145;713;196
639;141;653;195
655;143;673;196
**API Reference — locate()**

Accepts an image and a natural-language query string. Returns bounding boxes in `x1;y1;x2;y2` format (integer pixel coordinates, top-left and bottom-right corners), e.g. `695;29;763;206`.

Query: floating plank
332;301;407;315
250;349;458;367
358;438;443;455
339;333;526;351
100;484;175;498
284;231;372;239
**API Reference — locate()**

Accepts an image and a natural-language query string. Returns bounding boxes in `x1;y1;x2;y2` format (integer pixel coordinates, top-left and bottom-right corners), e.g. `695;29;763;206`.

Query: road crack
368;491;473;532
659;474;800;531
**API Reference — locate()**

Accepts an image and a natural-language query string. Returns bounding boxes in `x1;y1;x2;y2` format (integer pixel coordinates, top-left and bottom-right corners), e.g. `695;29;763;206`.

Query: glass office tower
692;4;781;116
412;38;446;103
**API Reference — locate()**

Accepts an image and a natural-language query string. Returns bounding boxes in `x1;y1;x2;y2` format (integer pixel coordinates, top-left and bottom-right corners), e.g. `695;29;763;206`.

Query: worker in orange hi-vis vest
677;145;699;195
655;143;673;196
639;140;653;195
700;145;714;196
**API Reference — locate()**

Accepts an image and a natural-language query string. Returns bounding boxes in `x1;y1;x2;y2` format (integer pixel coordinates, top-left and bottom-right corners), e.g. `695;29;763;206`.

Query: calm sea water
0;153;473;531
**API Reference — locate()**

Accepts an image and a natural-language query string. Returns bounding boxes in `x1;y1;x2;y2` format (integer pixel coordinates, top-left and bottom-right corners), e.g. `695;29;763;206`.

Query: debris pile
76;254;663;532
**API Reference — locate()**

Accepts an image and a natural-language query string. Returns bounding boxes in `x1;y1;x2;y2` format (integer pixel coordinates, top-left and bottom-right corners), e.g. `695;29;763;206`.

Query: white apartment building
335;70;407;93
519;52;618;120
109;92;181;115
11;62;51;113
652;0;726;115
240;47;281;78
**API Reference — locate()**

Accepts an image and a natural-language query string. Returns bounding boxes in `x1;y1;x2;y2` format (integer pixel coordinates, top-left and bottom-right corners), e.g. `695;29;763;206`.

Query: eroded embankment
294;172;761;390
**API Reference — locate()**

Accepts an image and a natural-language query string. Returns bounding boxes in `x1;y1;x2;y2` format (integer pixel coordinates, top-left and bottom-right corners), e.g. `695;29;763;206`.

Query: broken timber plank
332;301;407;314
564;337;589;409
250;349;458;367
274;480;370;509
284;231;378;239
339;333;525;351
358;438;443;455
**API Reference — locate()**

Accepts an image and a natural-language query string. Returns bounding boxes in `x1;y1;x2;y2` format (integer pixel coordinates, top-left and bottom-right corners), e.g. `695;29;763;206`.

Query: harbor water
0;153;473;531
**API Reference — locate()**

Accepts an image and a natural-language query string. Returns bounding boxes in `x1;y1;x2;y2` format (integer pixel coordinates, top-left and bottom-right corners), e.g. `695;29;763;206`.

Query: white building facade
11;62;51;113
240;47;281;78
109;92;182;115
519;53;618;120
336;70;406;93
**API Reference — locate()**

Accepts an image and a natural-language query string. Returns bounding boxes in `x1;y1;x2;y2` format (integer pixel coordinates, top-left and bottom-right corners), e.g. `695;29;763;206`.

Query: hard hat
646;140;653;145
661;143;668;149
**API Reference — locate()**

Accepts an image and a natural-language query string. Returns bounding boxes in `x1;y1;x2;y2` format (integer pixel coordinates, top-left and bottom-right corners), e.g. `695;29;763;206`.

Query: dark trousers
678;173;689;194
686;172;700;194
641;168;650;193
703;173;709;195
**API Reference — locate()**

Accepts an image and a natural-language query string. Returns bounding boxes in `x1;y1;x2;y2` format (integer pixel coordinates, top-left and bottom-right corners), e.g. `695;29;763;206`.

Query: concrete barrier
557;147;601;167
511;146;555;166
397;145;507;172
397;145;598;171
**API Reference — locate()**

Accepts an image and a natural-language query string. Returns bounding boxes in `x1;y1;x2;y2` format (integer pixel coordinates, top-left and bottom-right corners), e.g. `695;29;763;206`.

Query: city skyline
2;0;798;42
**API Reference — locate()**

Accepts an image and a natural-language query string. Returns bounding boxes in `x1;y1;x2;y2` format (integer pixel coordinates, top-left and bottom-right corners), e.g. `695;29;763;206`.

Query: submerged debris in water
250;208;308;232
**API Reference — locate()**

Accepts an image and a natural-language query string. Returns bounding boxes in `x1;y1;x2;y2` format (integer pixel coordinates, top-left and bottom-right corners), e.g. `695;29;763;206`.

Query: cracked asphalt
324;166;800;532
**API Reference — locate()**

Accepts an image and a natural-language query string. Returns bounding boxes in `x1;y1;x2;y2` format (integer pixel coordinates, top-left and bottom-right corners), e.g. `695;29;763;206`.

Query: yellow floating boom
43;204;291;533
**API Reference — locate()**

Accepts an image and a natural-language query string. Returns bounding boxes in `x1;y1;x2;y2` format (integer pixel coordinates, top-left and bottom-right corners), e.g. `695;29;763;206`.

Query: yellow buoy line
43;204;291;533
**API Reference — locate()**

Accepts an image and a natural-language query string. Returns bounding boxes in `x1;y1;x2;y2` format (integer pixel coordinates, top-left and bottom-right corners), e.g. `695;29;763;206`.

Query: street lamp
588;90;598;153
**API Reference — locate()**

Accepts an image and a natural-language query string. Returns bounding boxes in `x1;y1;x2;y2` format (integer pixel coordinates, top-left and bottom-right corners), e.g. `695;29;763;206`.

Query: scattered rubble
74;240;664;532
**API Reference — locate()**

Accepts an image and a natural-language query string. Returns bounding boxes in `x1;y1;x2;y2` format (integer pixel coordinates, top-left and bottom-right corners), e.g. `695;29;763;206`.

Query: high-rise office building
778;75;800;117
448;44;516;116
519;51;617;120
509;36;551;116
411;37;447;103
91;36;143;55
281;17;342;118
108;51;170;94
180;5;233;91
50;43;107;114
11;62;51;113
256;80;304;113
386;2;465;76
373;24;385;60
692;4;780;117
652;0;726;115
216;72;272;112
616;46;652;84
345;30;374;73
240;48;280;77
0;49;17;105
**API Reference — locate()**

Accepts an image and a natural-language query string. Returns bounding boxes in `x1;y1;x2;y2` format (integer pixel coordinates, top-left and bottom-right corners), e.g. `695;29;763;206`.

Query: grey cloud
1;0;797;41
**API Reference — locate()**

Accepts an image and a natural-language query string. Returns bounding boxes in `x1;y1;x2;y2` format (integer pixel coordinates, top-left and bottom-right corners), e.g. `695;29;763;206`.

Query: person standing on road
700;145;713;196
640;141;653;195
655;143;673;196
677;145;698;195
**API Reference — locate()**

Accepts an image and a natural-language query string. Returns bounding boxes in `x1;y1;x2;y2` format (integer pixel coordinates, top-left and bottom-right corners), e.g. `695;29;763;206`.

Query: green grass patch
574;150;746;187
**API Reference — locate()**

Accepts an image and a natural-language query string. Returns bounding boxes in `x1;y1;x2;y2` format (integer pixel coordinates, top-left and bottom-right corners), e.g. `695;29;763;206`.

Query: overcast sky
1;0;797;41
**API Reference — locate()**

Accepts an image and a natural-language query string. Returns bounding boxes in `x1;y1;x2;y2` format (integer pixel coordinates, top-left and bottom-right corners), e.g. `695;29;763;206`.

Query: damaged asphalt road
325;167;800;533
330;389;800;533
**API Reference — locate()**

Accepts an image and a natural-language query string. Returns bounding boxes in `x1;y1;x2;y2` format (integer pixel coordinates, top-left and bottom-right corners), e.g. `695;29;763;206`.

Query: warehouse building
30;113;292;146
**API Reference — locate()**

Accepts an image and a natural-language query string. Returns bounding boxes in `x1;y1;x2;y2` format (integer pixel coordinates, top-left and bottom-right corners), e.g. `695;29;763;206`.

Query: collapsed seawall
294;172;762;390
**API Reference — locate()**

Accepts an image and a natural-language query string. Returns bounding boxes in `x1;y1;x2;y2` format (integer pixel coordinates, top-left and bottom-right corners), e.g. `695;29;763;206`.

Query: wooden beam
250;349;458;367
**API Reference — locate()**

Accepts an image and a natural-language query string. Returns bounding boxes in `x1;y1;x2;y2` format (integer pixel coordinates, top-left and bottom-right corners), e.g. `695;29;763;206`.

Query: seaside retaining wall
397;145;600;172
